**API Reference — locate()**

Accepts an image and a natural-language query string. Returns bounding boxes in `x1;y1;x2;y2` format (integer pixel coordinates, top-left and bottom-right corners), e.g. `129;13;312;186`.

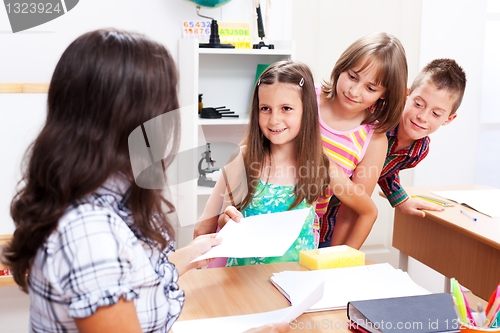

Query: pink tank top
315;86;375;218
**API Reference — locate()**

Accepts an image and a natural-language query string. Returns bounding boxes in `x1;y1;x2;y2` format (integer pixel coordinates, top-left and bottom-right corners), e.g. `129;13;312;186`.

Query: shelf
198;48;293;56
192;39;294;57
198;186;213;196
0;234;15;287
198;118;249;126
0;234;11;246
0;83;49;93
0;276;16;287
178;38;294;232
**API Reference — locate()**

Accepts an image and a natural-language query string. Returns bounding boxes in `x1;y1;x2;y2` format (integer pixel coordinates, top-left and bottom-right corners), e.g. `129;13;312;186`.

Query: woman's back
28;176;183;332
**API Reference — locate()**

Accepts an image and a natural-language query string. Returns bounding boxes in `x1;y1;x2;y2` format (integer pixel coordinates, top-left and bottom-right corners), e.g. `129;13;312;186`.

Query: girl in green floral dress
195;61;377;267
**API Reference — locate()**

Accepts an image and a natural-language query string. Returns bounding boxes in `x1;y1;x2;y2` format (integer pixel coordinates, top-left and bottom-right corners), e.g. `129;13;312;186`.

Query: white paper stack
270;263;430;312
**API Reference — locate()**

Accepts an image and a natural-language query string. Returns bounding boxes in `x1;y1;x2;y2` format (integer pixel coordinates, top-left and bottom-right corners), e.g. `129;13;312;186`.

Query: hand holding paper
192;208;310;263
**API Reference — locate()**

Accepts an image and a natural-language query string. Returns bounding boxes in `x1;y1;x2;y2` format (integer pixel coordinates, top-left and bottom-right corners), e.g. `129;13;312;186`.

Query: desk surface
390;185;500;300
177;262;354;332
404;185;500;249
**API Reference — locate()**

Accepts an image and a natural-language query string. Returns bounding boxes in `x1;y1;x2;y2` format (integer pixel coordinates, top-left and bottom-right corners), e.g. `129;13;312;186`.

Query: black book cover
347;293;461;333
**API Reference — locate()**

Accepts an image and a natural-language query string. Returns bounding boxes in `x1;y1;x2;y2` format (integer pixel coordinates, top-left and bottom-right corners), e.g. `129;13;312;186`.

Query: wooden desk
391;186;500;300
0;234;15;287
177;262;353;332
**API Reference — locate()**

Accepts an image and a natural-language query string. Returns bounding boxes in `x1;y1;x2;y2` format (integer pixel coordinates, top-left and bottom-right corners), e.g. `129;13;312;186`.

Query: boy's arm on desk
378;187;448;217
398;198;444;217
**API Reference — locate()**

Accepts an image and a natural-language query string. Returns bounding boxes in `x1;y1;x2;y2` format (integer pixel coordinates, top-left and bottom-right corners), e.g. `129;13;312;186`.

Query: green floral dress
226;179;316;267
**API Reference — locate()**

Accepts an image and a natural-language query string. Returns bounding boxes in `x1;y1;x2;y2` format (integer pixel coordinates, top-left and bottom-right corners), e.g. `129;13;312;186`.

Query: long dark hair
2;29;180;292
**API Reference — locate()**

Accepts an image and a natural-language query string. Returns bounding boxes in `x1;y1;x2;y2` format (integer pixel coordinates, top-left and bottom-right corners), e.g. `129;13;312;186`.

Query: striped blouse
314;86;376;219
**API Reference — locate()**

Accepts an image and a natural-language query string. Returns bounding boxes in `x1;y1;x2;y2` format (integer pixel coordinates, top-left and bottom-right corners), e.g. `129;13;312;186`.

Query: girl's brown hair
322;32;408;132
2;29;180;292
239;60;330;211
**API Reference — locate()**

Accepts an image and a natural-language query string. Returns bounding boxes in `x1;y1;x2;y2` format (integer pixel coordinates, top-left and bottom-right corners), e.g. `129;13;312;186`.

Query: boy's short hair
409;58;467;115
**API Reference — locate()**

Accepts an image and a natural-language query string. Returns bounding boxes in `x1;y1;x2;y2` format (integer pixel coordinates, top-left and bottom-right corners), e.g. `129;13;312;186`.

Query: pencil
487;297;500;326
411;195;455;207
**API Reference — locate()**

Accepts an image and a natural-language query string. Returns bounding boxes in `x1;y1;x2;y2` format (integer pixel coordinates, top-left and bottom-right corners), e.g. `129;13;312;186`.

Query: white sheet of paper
171;281;324;333
192;208;310;262
432;189;500;217
270;263;430;312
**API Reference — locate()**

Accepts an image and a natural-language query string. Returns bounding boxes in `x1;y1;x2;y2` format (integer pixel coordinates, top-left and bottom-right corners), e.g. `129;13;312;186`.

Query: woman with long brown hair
2;29;288;333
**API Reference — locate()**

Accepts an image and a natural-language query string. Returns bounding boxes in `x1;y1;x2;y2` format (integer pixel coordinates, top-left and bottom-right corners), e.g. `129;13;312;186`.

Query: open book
432;189;500;218
270;263;430;312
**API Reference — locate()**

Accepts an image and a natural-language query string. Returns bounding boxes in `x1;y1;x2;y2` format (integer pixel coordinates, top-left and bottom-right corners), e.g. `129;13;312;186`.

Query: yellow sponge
299;245;365;270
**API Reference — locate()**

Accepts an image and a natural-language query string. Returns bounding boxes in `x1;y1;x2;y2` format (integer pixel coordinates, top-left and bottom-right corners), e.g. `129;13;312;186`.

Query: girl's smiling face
335;60;386;114
258;82;303;149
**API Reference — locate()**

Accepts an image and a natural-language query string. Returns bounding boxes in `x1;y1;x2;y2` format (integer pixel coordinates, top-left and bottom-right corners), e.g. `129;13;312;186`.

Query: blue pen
460;209;477;221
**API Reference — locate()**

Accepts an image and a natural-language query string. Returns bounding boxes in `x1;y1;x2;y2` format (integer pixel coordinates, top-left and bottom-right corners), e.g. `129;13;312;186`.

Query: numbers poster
182;21;251;49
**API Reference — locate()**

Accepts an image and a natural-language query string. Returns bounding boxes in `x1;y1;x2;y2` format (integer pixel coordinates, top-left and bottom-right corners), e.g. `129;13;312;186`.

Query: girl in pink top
317;32;408;249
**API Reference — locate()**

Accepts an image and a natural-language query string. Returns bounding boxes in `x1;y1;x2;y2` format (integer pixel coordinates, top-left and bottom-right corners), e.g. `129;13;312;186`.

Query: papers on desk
192;208;310;262
270;263;430;312
172;281;324;333
432;189;500;217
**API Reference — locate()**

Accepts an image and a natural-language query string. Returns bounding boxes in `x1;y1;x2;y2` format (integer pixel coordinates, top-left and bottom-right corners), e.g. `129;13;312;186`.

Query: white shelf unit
175;39;294;247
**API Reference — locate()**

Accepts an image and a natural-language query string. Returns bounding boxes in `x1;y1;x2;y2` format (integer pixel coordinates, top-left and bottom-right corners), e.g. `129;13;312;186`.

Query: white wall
414;0;484;188
0;0;291;82
408;0;488;294
292;0;421;88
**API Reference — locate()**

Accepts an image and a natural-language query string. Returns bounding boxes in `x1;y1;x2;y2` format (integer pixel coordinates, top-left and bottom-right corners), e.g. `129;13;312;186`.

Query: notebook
432;189;500;218
270;263;430;312
347;293;460;333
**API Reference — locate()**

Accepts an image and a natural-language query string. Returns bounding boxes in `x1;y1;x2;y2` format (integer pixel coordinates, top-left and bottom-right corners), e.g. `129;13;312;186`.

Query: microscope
198;143;219;187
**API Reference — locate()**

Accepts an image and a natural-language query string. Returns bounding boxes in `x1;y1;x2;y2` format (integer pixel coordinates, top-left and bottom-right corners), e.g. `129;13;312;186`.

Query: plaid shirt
28;176;184;332
320;125;429;242
378;125;430;207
